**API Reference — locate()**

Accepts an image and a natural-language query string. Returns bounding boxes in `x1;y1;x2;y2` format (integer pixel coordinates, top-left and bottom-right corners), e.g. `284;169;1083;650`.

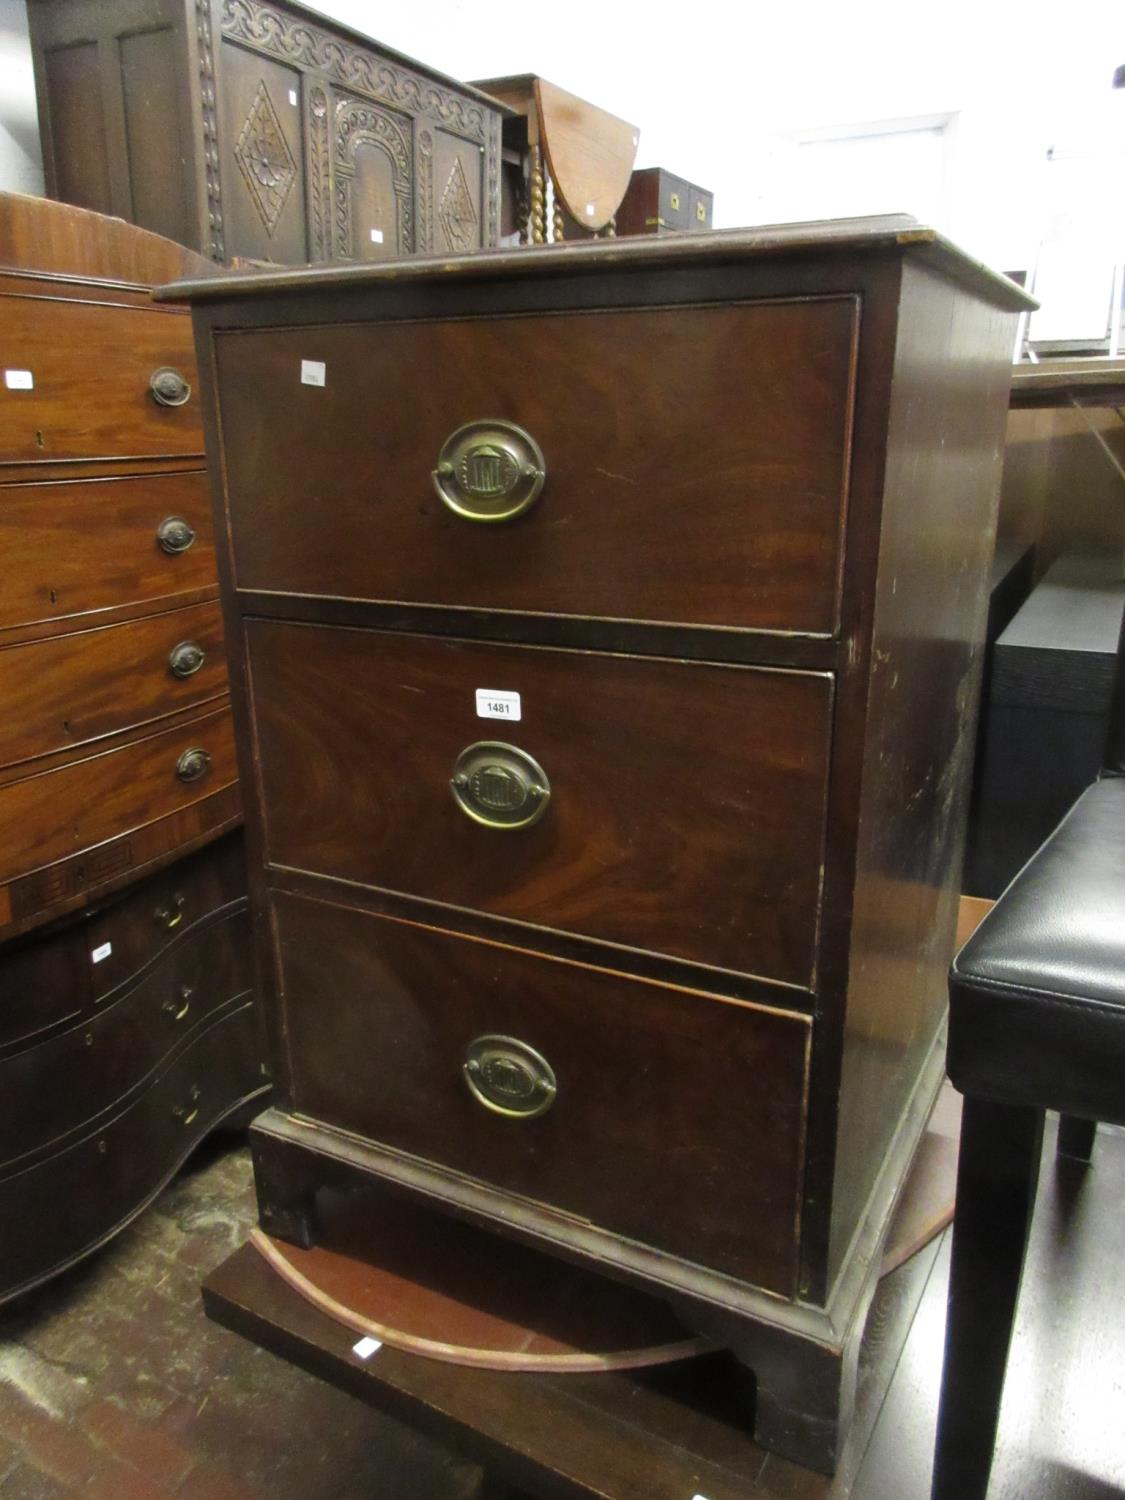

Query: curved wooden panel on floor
249;1190;712;1373
247;1114;956;1376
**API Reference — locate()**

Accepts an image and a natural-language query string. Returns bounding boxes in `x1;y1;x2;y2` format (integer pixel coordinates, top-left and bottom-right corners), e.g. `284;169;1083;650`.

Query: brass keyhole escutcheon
450;742;550;830
432;419;546;522
463;1035;557;1119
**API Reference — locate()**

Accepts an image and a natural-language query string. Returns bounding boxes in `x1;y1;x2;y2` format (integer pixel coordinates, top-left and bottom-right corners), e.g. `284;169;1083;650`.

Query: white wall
307;0;1124;273
0;0;42;196
1;0;1122;277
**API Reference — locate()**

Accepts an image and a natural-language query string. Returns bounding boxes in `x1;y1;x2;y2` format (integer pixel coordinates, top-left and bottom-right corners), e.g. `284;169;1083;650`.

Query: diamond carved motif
234;80;297;234
439;157;477;252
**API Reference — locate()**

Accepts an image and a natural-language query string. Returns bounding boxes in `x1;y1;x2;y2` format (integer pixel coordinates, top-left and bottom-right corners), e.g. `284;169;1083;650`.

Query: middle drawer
0;600;228;773
249;623;832;988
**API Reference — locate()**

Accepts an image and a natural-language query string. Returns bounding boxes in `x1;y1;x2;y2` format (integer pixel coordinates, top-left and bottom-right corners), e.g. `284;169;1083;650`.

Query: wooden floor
1;1110;1123;1499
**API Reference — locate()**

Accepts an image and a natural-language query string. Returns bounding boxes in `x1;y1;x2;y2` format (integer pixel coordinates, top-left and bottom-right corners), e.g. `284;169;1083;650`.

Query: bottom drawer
275;891;811;1296
0;1000;265;1303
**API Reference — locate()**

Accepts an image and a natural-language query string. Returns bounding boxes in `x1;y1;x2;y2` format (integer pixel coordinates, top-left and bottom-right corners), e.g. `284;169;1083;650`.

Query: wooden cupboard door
0;472;217;636
215;296;857;635
275;891;811;1295
220;41;308;265
248;623;832;988
0;601;228;772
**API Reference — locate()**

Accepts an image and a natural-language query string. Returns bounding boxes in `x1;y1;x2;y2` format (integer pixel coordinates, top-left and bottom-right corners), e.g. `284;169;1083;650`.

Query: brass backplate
450;741;550;830
463;1034;557;1119
432;419;546;522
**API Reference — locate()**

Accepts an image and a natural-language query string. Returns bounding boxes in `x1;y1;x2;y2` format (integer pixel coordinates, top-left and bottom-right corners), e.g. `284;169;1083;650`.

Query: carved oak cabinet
0;194;268;1303
27;0;505;266
166;220;1032;1471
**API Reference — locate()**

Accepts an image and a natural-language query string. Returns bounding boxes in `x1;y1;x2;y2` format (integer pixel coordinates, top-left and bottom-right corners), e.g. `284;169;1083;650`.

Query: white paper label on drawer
369;227;384;244
288;88;298;106
352;1336;382;1359
4;369;33;390
300;359;326;387
475;689;521;722
91;942;113;964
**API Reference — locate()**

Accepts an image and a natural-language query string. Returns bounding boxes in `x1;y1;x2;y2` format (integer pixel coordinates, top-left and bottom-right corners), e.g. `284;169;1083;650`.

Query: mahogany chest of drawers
0;193;267;1300
28;0;506;266
167;218;1032;1471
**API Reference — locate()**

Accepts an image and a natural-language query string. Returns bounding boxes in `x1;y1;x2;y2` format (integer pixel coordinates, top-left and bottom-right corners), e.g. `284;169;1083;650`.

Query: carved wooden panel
332;91;413;260
220;42;307;263
30;0;504;265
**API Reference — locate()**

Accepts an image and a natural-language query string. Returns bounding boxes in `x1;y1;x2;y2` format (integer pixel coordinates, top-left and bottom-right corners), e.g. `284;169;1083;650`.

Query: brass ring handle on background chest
173;1084;201;1126
463;1035;557;1119
175;747;211;784
168;640;205;678
163;984;193;1023
450;742;551;830
432;419;546;522
153;892;185;930
156;516;196;555
149;366;192;407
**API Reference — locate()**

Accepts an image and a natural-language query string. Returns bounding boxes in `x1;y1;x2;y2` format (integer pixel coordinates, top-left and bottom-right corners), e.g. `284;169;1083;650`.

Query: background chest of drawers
28;0;506;265
168;218;1032;1472
0;193;267;1302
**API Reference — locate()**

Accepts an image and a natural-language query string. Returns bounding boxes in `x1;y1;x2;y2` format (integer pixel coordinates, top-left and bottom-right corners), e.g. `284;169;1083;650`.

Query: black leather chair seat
948;776;1125;1124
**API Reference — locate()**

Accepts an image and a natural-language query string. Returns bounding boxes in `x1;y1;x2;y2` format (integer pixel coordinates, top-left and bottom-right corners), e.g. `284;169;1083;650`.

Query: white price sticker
300;359;326;387
475;689;521;723
4;369;33;390
288;88;298;106
352;1336;382;1359
91;942;113;964
369;227;384;244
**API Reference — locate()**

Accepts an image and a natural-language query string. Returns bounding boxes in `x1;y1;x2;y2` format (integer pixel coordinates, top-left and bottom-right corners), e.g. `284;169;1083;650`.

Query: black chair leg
1056;1114;1097;1162
931;1096;1045;1500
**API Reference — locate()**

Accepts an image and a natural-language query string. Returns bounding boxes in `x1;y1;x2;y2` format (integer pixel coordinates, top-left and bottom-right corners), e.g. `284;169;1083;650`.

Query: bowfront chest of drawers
168;219;1032;1471
0;193;267;1301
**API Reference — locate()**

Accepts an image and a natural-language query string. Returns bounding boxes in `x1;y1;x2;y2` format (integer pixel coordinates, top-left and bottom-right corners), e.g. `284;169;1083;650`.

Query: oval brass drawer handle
173;1083;201;1126
432;419;545;522
168;640;206;678
175;747;211;784
463;1035;557;1119
154;892;186;930
150;366;192;407
450;741;550;830
156;515;196;555
163;984;193;1023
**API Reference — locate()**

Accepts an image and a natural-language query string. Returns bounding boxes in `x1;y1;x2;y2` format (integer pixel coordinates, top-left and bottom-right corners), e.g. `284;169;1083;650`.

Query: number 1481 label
475;689;521;722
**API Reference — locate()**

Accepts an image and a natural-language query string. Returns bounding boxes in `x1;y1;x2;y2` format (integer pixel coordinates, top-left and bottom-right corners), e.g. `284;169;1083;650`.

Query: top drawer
0;297;202;464
215;297;857;636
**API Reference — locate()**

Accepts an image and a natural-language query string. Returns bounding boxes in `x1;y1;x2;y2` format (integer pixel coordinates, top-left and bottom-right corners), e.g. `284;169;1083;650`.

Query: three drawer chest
166;218;1033;1471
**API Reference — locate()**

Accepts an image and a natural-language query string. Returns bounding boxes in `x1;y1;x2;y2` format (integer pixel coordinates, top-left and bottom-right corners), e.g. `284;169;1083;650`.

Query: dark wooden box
165;217;1031;1474
27;0;506;265
616;166;713;236
965;550;1125;897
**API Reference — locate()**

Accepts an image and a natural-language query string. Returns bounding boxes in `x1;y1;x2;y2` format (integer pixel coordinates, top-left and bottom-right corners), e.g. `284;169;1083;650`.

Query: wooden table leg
931;1096;1044;1500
